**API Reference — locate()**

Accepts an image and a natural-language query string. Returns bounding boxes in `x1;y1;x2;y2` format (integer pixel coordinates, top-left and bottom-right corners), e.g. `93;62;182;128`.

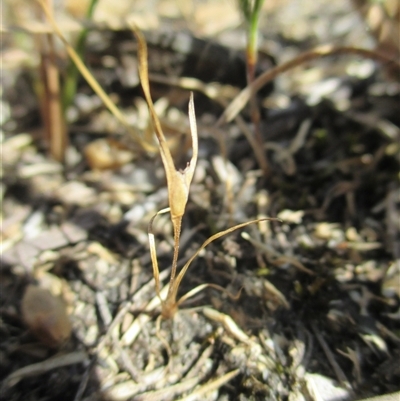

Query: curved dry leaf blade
131;26;167;145
218;45;400;125
148;208;171;298
184;92;199;188
177;283;242;308
170;218;280;301
131;25;174;172
132;25;199;221
202;307;251;343
168;93;199;220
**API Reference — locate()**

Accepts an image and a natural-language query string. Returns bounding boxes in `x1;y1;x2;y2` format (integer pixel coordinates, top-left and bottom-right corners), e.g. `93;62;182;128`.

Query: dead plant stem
36;0;148;152
218;45;400;125
168;217;182;297
35;0;67;162
45;32;67;162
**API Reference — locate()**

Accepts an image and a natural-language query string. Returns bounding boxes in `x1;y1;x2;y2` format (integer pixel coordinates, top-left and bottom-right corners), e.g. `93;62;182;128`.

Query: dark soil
1;1;399;400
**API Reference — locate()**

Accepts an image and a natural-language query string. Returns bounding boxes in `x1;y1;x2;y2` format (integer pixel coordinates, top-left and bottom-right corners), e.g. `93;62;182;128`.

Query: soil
1;1;399;401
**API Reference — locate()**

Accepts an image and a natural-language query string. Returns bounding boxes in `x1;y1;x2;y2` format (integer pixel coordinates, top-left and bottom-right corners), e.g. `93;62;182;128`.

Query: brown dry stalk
34;0;67;162
133;25;200;318
156;217;278;319
45;37;67;162
218;45;400;126
133;26;199;288
133;25;281;319
148;73;270;189
35;0;151;152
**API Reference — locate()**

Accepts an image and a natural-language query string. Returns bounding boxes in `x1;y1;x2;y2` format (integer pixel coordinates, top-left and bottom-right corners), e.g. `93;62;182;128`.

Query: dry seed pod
21;285;72;348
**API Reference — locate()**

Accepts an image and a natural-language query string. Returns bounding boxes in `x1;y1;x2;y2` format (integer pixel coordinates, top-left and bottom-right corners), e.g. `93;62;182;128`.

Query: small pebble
21;285;72;348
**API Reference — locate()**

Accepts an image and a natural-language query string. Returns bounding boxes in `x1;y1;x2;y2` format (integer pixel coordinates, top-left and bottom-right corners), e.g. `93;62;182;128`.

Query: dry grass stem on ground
36;0;152;153
218;44;400;125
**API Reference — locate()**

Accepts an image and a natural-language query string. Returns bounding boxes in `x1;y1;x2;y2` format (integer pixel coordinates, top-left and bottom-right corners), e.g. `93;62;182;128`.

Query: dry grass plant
133;26;278;319
132;35;399;321
34;2;278;320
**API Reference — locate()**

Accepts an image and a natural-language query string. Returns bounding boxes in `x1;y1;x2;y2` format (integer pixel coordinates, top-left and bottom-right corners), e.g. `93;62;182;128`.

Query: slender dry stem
218;45;400;125
34;0;67;162
133;25;199;318
35;0;151;152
